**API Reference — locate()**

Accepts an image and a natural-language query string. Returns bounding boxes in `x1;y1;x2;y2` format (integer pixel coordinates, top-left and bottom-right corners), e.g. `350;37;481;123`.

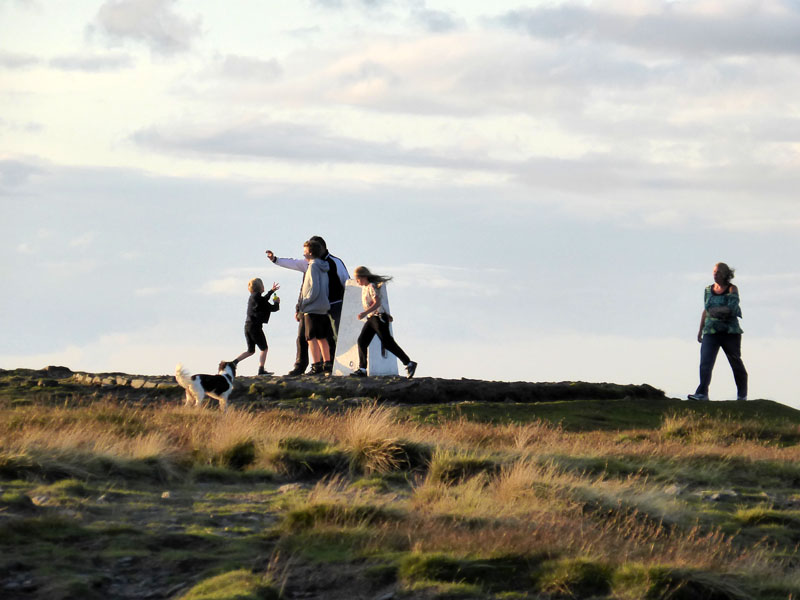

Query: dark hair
353;265;392;285
309;236;327;251
715;262;735;284
305;239;324;259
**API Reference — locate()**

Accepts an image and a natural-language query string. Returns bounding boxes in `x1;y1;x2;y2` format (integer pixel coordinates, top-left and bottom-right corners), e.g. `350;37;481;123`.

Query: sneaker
285;365;307;377
349;368;367;378
687;393;709;401
405;361;417;379
257;367;273;376
737;395;747;401
323;361;333;374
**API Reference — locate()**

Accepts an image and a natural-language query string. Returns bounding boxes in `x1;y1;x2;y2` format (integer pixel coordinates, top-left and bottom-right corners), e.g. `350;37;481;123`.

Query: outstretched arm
266;250;307;273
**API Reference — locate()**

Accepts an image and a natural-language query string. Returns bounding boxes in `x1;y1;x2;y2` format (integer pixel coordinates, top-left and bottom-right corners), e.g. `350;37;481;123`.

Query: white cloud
69;232;96;248
200;277;242;296
0;50;40;68
91;0;202;55
494;0;800;57
131;118;509;171
211;54;282;81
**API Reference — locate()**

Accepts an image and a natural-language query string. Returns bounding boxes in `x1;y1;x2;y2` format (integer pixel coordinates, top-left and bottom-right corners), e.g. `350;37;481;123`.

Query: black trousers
293;302;343;368
357;315;410;370
695;333;748;398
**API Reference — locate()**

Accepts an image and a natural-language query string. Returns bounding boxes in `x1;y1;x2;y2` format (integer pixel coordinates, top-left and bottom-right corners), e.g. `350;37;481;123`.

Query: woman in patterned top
688;262;748;401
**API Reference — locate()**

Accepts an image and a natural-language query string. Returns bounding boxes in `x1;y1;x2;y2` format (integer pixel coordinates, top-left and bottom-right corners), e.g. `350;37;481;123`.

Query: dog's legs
184;390;194;407
207;392;227;412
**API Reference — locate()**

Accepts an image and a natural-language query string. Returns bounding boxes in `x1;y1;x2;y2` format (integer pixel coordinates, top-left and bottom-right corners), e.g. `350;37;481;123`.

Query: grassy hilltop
2;367;800;600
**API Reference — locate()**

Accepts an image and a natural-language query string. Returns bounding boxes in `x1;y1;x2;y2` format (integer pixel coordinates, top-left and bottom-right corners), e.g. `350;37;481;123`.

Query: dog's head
218;360;236;377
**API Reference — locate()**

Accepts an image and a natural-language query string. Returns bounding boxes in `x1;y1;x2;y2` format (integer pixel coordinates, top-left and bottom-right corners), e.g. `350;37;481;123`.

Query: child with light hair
232;277;280;375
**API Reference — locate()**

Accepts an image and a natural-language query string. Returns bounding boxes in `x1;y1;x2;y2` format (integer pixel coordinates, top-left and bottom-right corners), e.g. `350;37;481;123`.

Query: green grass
178;569;280;600
3;375;800;599
399;398;800;432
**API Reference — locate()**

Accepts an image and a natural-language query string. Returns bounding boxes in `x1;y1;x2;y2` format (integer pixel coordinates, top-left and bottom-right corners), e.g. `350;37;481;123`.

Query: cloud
131;119;510;171
69;233;96;248
49;52;134;71
0;159;46;191
411;8;464;33
0;50;40;69
211;54;282;81
386;263;505;294
494;0;800;58
92;0;202;55
198;267;265;296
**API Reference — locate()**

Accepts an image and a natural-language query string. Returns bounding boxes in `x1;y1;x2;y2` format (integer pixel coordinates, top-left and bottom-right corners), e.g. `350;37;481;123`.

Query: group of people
231;236;417;379
229;249;747;399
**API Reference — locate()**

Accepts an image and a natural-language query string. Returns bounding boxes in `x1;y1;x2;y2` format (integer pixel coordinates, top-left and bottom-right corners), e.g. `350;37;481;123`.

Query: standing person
688;262;748;401
266;236;349;375
349;266;417;379
232;278;280;375
298;239;332;375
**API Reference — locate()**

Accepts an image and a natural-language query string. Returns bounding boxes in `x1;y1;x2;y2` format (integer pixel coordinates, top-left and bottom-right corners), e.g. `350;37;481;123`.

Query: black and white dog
175;361;236;411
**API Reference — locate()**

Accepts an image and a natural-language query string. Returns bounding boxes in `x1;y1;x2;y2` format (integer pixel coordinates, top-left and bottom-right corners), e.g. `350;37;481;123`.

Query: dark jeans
696;333;748;398
357;315;410;369
293;302;343;369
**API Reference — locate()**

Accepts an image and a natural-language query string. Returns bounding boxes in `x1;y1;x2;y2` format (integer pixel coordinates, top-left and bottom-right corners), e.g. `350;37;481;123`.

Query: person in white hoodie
297;239;332;375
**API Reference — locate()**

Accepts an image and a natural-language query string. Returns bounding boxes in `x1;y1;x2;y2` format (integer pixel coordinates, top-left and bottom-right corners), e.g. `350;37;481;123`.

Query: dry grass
1;399;798;587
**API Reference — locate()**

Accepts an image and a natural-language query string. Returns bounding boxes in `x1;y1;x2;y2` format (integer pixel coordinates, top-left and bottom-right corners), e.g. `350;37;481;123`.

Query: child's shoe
405;361;418;379
349;368;367;378
257;367;273;376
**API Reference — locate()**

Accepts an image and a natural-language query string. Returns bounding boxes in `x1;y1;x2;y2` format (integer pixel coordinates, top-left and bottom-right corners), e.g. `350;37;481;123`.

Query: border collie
175;361;236;411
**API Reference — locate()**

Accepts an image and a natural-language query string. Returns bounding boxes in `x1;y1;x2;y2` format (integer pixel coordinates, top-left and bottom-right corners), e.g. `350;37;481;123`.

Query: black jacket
246;292;279;325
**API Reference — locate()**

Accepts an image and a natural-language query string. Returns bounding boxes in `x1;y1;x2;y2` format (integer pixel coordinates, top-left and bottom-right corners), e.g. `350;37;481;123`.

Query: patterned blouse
702;285;743;335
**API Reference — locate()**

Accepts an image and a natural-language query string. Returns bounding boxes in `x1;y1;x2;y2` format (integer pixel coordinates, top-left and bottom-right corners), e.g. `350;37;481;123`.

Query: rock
704;490;738;502
663;484;683;496
43;365;72;378
130;379;147;389
161;491;171;500
278;483;302;494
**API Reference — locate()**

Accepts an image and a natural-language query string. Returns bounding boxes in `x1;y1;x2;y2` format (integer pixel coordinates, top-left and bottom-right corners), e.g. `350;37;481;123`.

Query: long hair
353;266;392;285
715;262;735;284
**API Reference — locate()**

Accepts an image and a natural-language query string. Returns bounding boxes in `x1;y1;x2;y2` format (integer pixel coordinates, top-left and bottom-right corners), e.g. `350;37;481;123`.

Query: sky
2;0;799;407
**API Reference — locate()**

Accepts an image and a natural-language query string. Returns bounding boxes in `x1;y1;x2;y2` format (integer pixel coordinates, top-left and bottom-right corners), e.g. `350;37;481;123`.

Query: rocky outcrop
1;366;666;405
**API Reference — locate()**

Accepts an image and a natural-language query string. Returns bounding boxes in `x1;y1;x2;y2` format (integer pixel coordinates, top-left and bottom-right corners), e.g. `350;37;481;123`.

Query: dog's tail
175;363;193;389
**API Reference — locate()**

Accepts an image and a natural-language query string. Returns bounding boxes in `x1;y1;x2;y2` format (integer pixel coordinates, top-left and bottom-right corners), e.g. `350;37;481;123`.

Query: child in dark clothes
233;278;280;375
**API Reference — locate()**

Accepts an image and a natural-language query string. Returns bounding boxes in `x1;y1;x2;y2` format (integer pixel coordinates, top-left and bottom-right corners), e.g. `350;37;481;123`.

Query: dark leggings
696;333;748;397
358;315;410;369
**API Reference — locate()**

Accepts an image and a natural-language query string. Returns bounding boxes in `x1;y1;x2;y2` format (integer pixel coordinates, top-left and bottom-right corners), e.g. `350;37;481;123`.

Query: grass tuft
177;569;280;600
